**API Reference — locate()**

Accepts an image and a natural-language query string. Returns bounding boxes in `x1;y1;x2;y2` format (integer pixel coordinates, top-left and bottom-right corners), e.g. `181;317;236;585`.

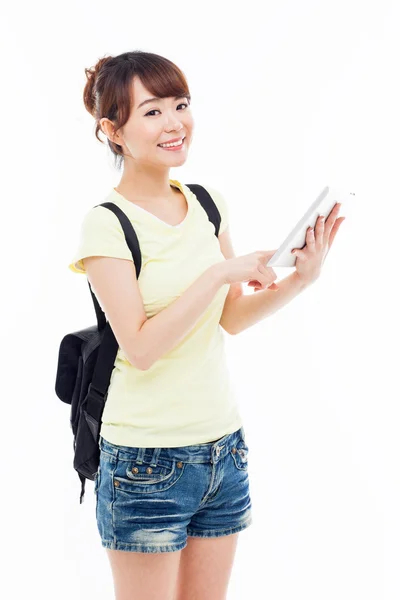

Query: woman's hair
83;50;191;170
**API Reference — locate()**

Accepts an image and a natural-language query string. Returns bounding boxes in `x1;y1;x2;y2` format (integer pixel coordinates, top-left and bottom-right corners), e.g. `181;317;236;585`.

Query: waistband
99;425;246;465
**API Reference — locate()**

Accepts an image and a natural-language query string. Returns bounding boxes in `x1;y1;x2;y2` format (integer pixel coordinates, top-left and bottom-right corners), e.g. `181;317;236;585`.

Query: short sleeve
201;185;229;235
68;205;134;274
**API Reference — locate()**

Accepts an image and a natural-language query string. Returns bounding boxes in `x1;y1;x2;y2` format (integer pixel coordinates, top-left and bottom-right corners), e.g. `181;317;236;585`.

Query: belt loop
136;447;146;464
150;448;161;467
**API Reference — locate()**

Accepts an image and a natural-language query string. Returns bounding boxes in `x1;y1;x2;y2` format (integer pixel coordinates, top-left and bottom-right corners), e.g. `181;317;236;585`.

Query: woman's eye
145;103;189;117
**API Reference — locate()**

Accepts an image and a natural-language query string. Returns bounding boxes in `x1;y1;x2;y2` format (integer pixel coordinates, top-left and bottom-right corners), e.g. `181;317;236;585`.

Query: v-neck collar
110;179;192;229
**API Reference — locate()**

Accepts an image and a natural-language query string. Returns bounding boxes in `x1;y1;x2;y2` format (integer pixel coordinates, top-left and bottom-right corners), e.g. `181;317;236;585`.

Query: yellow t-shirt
68;179;243;448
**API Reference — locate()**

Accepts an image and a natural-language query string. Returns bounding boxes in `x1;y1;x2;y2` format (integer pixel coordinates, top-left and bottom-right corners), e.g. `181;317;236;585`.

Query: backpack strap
87;203;142;331
186;183;222;236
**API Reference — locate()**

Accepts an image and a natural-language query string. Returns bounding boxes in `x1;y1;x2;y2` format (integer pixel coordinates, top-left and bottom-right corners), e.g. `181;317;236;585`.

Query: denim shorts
94;426;253;553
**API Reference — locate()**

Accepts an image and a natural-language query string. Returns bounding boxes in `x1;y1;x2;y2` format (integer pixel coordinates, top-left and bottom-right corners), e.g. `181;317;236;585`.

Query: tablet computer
266;186;354;268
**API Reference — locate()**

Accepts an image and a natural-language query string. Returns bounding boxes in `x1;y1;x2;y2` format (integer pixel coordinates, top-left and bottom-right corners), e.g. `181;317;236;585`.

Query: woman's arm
222;271;310;335
135;265;226;369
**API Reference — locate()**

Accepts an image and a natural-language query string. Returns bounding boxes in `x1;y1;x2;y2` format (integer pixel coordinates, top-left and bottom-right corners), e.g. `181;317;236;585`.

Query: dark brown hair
83;50;191;170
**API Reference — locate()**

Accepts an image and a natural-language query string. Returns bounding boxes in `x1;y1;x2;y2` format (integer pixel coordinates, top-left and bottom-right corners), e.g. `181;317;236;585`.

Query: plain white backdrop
1;0;399;598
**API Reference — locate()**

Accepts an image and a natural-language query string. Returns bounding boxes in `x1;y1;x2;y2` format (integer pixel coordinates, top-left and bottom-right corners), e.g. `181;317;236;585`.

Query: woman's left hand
291;203;346;286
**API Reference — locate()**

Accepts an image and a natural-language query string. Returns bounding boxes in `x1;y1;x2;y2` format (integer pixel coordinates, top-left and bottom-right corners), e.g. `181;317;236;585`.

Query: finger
329;216;345;237
315;216;325;244
328;217;345;248
252;280;279;292
326;203;341;225
259;249;278;257
258;263;277;282
324;207;341;241
254;282;279;292
258;266;279;291
291;248;307;260
306;226;316;247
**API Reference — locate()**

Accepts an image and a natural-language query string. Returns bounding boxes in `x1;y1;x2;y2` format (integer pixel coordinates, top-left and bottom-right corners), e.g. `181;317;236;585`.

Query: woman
69;50;344;600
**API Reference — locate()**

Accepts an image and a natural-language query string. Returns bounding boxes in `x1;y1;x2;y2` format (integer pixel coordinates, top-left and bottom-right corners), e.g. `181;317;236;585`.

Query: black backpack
55;184;222;504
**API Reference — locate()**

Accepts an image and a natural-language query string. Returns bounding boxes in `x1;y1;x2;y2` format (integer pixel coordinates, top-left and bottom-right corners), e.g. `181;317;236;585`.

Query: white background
1;0;399;598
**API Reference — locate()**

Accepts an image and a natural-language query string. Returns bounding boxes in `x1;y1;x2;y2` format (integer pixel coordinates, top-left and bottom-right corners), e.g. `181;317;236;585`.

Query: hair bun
83;56;112;116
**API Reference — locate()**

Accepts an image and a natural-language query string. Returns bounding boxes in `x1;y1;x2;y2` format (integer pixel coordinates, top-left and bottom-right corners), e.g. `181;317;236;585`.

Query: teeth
159;138;184;148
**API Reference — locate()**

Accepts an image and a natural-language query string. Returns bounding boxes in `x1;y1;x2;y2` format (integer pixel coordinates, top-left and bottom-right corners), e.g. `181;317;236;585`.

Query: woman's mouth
157;137;186;151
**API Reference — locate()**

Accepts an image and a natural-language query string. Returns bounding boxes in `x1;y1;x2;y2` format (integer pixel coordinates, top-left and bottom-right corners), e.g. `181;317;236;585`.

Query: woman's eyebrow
137;96;187;109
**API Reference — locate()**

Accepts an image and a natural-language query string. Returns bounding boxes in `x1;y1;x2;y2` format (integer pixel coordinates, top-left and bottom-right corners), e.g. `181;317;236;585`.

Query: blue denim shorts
94;426;253;553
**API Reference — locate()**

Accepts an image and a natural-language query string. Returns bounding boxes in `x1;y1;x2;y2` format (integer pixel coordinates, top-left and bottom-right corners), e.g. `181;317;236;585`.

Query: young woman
69;50;344;600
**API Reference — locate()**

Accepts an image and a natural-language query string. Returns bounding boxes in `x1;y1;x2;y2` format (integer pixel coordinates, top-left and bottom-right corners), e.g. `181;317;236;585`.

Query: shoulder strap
87;203;142;332
186;183;221;237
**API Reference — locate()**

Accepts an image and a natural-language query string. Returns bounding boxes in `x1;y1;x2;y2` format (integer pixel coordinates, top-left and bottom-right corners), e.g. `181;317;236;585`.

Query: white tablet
266;186;354;268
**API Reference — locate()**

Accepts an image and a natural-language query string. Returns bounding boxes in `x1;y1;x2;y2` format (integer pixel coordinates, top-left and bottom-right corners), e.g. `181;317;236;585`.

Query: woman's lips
157;137;186;151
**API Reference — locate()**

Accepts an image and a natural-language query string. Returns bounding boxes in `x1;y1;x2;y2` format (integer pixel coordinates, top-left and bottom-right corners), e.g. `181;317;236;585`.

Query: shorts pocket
230;439;249;471
113;457;186;494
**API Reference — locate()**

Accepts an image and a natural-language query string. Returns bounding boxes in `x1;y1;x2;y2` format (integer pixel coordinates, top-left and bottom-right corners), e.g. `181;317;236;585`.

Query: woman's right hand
218;250;279;292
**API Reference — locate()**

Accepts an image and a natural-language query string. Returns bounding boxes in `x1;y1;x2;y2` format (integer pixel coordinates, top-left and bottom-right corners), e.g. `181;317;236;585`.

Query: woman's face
109;76;194;167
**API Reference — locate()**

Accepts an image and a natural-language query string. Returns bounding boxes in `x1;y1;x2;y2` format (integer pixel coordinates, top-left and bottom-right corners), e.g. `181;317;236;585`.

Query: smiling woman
83;51;193;172
69;49;253;600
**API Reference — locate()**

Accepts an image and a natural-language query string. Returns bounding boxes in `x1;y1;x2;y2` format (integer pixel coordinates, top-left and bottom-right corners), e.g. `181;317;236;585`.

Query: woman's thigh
106;546;182;600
